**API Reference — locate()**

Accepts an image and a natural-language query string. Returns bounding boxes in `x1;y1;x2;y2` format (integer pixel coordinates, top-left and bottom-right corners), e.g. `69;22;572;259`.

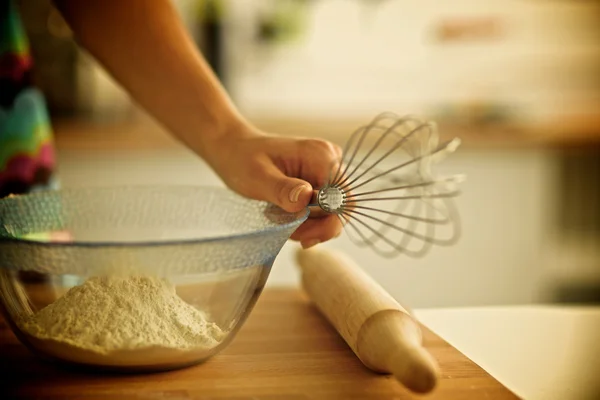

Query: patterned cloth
0;0;57;198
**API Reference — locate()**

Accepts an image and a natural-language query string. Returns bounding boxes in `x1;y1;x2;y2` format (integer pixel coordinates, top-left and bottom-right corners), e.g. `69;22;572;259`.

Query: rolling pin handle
357;309;440;393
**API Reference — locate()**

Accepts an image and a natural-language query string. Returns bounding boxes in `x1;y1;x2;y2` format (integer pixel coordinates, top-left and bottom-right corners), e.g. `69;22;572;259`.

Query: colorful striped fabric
0;0;57;197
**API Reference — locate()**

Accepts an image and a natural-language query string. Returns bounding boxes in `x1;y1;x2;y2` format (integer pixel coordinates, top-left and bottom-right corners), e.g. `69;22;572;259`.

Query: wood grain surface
0;289;519;400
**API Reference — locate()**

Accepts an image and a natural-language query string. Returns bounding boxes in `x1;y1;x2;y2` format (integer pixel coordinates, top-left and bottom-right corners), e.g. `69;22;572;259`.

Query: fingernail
289;184;308;203
302;239;320;249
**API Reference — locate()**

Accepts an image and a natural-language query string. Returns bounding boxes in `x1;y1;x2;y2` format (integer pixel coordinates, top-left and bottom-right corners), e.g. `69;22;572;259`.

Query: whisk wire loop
315;112;464;258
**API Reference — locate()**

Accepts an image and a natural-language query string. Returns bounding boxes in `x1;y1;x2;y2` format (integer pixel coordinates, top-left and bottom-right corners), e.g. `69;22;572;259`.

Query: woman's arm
53;0;342;247
53;0;245;160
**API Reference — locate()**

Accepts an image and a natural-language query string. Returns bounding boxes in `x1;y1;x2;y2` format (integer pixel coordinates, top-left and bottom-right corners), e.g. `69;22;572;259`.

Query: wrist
193;112;260;166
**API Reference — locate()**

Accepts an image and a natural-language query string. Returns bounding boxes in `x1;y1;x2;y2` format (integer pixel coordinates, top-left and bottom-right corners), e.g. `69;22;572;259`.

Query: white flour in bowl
17;275;227;368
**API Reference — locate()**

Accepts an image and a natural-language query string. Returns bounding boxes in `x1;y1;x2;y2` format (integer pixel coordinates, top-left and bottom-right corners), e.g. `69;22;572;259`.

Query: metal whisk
313;112;464;258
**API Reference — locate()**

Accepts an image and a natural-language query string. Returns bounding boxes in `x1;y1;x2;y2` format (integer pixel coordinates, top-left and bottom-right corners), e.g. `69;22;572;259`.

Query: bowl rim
0;185;310;249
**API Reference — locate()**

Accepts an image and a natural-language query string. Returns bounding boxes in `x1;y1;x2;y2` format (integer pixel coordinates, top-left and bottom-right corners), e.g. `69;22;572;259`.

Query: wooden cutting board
0;289;518;400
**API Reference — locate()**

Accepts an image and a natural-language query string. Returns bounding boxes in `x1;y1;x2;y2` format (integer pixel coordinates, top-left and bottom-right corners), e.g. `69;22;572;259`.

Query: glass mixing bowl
0;185;308;372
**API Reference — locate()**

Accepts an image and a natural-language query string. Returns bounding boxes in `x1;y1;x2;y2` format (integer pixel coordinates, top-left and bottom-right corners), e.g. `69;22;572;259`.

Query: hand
204;126;343;249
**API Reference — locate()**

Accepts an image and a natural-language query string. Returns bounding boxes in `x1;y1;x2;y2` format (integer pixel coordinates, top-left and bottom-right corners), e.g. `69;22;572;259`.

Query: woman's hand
204;126;343;249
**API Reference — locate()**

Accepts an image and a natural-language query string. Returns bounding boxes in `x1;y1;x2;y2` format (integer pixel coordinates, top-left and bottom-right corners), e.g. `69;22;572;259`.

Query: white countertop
413;305;600;400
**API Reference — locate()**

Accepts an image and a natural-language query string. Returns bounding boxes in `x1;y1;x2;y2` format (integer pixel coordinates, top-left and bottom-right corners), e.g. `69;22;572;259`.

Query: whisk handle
296;248;439;394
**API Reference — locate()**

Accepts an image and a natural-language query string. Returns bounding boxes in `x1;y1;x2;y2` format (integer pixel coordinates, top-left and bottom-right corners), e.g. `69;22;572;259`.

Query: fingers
294;139;343;188
258;165;314;213
290;214;343;249
216;135;345;248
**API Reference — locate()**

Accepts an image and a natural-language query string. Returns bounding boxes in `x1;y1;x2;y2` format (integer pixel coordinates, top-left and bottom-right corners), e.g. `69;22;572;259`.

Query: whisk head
317;112;464;258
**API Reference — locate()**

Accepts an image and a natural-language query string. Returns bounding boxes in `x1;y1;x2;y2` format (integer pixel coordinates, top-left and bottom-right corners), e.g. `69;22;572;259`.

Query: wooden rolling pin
296;247;440;394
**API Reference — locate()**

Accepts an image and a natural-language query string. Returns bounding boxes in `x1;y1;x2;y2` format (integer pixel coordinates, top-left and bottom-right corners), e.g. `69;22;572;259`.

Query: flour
17;275;227;368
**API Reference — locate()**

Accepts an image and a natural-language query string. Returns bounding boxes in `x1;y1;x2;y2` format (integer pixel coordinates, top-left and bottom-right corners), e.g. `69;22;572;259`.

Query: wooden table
0;289;518;400
51;111;600;153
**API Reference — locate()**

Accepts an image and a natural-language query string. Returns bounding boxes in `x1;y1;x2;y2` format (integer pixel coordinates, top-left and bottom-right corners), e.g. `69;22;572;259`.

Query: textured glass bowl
0;186;308;372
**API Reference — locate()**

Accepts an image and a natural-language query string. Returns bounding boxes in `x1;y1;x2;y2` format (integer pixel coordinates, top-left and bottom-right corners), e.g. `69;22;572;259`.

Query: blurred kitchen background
13;0;600;307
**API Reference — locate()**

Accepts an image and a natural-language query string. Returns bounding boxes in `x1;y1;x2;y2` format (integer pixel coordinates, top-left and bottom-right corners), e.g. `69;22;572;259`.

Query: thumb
259;166;313;213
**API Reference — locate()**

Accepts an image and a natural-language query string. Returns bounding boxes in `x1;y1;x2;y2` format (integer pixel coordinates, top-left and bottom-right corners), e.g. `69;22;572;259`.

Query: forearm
54;0;249;159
